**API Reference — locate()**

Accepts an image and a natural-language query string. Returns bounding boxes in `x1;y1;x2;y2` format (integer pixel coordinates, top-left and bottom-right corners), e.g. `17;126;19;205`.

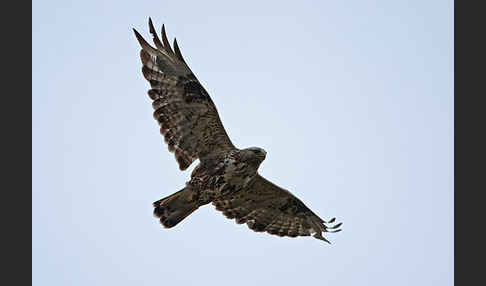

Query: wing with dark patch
134;18;235;170
212;174;342;243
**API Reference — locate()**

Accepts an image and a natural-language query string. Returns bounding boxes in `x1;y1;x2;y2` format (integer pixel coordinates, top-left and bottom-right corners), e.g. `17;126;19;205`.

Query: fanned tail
153;187;199;228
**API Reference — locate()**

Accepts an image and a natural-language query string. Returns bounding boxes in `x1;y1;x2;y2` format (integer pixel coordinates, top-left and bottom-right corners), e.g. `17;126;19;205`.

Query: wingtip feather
148;18;165;51
148;17;155;33
162;24;175;55
133;28;158;55
173;38;186;63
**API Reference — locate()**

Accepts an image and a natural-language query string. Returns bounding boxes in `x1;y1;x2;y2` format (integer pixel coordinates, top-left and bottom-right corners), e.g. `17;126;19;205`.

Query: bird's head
244;147;267;166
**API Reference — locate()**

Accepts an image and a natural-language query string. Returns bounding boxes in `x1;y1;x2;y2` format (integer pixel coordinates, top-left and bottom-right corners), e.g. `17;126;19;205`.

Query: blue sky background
33;0;453;285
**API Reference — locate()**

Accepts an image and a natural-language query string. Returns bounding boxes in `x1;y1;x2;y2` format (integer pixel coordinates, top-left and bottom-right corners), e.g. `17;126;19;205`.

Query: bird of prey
133;18;342;243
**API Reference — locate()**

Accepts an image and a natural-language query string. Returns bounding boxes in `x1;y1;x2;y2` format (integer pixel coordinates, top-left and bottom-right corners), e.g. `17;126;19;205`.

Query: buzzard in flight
133;18;342;243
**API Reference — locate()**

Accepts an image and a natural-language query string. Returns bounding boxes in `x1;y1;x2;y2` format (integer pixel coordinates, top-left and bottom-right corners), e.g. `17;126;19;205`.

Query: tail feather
153;187;199;228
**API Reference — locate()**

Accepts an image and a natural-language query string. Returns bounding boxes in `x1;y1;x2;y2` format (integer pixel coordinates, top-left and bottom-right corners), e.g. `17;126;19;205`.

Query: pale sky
33;1;453;285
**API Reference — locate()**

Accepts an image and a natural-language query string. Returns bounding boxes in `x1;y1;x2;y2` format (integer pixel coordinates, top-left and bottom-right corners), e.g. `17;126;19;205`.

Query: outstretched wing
213;174;342;243
134;18;235;170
